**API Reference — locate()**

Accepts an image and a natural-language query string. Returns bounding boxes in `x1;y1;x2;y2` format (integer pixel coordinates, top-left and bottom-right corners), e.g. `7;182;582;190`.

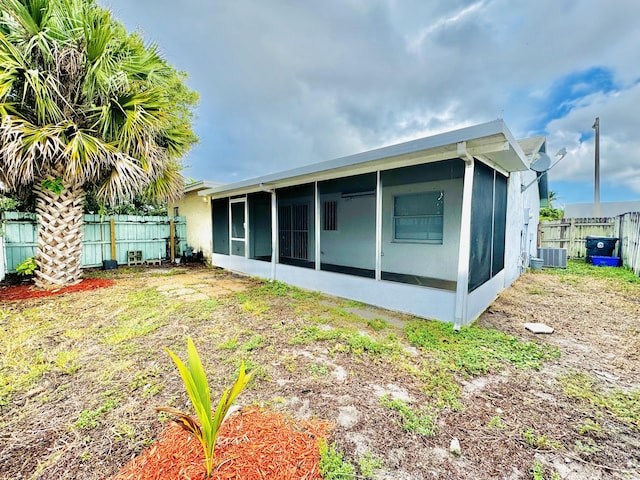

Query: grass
559;372;640;429
521;428;563;450
549;259;640;284
318;441;355;479
0;349;54;407
130;368;166;398
240;334;265;352
357;451;382;478
380;395;437;436
289;324;400;356
218;337;238;350
488;415;507;430
74;393;120;430
367;318;389;331
404;320;560;375
578;418;602;435
99;289;172;345
404;359;462;410
2;264;637;479
308;363;329;376
574;438;600;456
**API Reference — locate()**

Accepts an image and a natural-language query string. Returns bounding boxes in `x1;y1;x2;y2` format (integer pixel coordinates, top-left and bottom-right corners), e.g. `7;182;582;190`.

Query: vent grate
538;247;567;268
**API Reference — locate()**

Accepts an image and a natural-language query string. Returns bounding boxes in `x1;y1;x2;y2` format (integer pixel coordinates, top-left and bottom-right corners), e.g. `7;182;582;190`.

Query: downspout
454;142;475;331
260;183;278;282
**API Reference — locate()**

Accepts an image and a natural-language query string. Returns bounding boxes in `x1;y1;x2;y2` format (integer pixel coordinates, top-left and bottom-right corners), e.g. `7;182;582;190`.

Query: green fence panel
2;212;37;271
1;213;187;272
81;215;112;267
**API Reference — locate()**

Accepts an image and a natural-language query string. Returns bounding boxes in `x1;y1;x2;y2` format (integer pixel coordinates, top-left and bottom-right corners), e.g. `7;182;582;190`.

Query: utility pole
592;117;600;217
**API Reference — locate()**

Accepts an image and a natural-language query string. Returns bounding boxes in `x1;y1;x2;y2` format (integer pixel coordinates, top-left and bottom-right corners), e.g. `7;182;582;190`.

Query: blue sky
100;0;640;208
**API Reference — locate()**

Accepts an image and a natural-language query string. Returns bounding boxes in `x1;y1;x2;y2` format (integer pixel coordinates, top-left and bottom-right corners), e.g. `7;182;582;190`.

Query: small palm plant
157;338;253;477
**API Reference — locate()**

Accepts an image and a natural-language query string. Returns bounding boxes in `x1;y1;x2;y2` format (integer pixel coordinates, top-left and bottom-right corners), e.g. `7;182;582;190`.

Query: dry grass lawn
0;263;638;479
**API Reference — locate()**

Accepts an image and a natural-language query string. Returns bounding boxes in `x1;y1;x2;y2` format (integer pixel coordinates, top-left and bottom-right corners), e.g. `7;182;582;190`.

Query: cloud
101;0;640;202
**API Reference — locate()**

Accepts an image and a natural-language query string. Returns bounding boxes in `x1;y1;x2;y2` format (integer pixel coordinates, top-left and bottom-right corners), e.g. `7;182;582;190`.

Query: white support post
244;197;249;259
314;182;321;270
455;142;475;329
375;170;382;281
271;190;277;281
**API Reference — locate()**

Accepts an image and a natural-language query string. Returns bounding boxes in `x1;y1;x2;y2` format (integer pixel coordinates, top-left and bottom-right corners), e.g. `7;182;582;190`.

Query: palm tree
0;0;197;288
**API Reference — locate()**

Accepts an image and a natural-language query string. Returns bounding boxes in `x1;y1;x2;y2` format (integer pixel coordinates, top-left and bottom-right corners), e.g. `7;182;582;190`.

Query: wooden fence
1;212;187;273
539;213;640;275
617;212;640;276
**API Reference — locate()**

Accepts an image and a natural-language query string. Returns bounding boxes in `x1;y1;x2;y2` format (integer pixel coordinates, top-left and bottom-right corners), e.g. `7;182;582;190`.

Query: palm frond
0;0;195;206
94;154;148;204
0;115;63;188
62;127;117;183
141;160;184;203
0;30;27;99
21;67;64;124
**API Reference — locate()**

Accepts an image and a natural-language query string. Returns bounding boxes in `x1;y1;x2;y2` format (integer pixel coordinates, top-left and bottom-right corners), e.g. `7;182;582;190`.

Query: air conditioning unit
538;247;567;268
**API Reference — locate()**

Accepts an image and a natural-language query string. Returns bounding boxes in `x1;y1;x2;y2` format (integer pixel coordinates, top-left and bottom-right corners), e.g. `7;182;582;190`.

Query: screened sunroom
200;120;543;325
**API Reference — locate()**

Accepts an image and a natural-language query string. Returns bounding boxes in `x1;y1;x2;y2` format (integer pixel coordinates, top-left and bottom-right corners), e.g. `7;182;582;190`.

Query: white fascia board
200;119;528;198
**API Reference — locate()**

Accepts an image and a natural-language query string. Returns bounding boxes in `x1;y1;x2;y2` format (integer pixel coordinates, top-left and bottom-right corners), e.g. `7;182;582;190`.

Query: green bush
16;257;37;276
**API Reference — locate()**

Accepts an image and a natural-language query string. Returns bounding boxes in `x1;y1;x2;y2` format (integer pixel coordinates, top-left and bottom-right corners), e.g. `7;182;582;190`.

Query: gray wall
505;169;540;286
319;193;376;270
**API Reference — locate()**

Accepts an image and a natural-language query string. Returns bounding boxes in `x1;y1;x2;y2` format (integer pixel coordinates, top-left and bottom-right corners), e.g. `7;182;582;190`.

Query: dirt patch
0;267;638;479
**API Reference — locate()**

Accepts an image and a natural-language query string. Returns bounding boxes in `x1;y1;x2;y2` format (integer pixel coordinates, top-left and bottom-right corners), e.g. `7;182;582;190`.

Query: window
393;191;444;243
323;200;337;231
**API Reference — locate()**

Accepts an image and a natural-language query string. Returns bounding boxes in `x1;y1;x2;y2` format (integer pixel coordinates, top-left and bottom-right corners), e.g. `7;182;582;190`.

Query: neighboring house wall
564;201;640;218
169;182;222;260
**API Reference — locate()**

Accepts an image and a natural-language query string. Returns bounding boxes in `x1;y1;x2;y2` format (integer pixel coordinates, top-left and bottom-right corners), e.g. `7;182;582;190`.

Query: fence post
569;218;575;257
537;222;542;249
110;218;116;261
0;236;5;282
170;219;175;262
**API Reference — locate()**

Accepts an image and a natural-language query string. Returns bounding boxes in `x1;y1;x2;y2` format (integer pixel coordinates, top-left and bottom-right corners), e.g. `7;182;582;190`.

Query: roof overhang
200;119;530;198
183;180;225;194
517;136;546;157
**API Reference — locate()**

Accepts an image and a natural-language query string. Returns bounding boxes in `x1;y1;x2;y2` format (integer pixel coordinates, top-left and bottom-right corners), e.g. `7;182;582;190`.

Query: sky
100;0;640;208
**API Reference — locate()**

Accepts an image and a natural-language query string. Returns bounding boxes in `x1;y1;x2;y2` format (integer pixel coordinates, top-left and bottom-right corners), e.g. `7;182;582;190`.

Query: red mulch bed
0;278;114;301
112;408;332;480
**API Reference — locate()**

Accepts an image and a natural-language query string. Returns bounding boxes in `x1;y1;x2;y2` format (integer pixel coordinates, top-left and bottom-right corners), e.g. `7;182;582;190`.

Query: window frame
392;191;444;244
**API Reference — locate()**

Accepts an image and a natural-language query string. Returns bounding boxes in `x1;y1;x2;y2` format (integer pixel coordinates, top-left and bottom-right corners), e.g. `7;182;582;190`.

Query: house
563;201;640;218
169;180;224;261
198;120;545;326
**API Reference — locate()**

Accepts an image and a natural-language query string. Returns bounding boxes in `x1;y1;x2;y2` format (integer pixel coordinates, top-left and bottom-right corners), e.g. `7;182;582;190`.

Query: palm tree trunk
33;176;85;289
